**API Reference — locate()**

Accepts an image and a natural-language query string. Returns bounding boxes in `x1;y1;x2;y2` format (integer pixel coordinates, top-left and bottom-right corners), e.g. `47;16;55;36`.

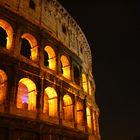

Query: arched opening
16;78;37;111
82;73;88;92
86;107;92;129
73;65;80;85
92;112;97;133
43;87;57;117
20;33;38;61
60;55;71;79
44;46;56;70
20;38;31;59
63;94;73;121
0;69;7;104
0;19;13;50
0;27;7;48
76;101;84;125
88;80;92;95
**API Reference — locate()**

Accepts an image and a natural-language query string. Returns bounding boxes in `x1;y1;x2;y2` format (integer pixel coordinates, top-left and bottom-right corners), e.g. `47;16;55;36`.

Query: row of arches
0;69;96;131
0;19;93;94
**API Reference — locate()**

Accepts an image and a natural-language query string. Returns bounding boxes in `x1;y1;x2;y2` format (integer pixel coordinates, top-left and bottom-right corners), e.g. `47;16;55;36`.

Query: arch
88;80;92;95
82;73;88;92
43;87;57;117
16;78;37;111
76;101;84;125
60;55;71;79
86;107;92;129
0;69;7;104
92;112;97;133
0;19;13;49
20;33;38;61
63;94;73;121
44;46;56;70
73;65;80;85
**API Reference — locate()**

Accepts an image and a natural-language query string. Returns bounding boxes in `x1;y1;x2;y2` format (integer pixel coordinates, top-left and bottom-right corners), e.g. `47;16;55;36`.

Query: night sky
58;1;140;140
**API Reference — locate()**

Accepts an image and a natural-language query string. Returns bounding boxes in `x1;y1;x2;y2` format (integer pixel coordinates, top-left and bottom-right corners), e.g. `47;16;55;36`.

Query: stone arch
0;19;13;49
82;73;88;92
63;94;73;121
20;33;38;61
0;69;7;104
86;107;92;129
44;46;56;70
92;112;97;133
73;65;80;85
60;55;71;79
76;100;84;125
16;78;37;111
43;87;58;117
88;80;92;96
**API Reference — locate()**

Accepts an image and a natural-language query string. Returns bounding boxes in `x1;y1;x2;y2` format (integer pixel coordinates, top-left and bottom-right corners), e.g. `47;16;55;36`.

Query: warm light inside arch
60;55;71;79
92;112;97;133
88;80;92;96
16;78;37;111
0;69;7;104
63;94;73;121
76;101;84;125
0;19;13;50
86;107;92;129
82;73;88;92
44;46;56;70
44;87;57;117
21;33;38;61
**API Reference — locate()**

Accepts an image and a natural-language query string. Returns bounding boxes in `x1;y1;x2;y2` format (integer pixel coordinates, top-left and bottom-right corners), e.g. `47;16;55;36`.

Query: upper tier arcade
0;0;92;74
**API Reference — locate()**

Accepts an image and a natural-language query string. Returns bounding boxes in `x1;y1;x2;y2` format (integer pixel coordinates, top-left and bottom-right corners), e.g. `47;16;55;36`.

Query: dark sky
58;0;140;140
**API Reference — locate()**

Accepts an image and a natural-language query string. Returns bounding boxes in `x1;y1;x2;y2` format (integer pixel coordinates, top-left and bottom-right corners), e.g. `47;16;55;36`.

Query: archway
0;19;13;49
43;87;57;117
86;107;92;129
60;55;71;79
44;46;56;70
16;78;37;111
0;69;7;104
63;94;73;121
20;33;38;61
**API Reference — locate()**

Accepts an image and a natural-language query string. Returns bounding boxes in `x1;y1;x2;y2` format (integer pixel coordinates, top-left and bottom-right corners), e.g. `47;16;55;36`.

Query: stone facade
0;0;100;140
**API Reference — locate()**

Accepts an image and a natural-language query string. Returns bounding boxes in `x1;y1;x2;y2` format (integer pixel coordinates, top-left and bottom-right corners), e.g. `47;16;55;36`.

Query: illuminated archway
44;46;56;70
92;112;97;133
63;94;73;121
20;33;38;61
0;69;7;104
16;78;37;111
82;73;88;92
76;101;84;125
0;19;13;49
86;107;92;129
60;55;71;79
88;80;92;95
73;65;80;85
43;87;57;117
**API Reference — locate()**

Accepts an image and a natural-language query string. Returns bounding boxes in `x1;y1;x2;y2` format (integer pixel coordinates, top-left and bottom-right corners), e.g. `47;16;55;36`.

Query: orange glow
44;87;57;117
86;107;92;129
60;55;71;79
44;46;56;70
0;69;7;104
88;80;92;95
21;33;38;61
63;94;73;121
82;73;88;92
0;19;13;50
16;78;37;111
93;112;97;133
76;101;84;125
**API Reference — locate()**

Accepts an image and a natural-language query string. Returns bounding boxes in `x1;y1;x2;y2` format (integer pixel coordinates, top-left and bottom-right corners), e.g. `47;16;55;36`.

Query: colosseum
0;0;100;140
